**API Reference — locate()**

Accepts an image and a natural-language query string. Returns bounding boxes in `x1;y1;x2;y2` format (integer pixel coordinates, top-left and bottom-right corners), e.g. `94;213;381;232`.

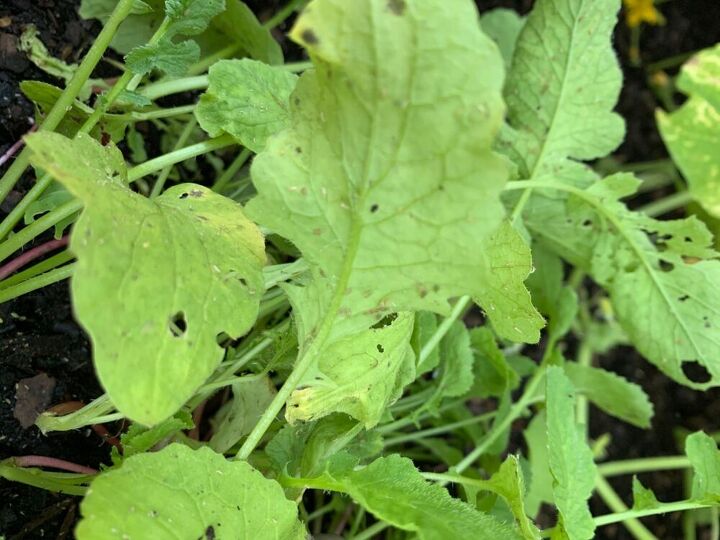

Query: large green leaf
77;444;305;539
247;0;534;344
523;410;553;517
501;0;624;181
290;454;521;540
658;44;720;218
286;312;415;428
479;8;525;71
546;366;596;540
196;59;298;152
26;133;265;425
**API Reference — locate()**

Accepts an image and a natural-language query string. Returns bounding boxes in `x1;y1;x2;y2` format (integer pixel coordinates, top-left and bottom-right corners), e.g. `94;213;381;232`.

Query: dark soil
0;1;719;539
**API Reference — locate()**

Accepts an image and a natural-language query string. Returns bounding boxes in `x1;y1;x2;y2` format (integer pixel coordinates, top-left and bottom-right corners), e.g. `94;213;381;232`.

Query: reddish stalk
188;399;208;440
0;236;69;280
13;455;98;475
0;124;36;168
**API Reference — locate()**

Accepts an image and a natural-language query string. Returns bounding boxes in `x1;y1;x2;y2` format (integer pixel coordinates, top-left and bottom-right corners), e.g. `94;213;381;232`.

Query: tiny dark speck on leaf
387;0;406;15
370;204;379;213
301;28;319;45
205;526;215;540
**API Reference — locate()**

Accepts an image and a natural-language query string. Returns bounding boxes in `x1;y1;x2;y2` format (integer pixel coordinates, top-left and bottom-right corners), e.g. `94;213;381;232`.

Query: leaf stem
0;0;136;203
213;148;252;193
149;117;198;198
637;191;692;217
597;456;690;477
0;236;68;280
0;263;75;305
595;464;657;539
0;461;91;496
12;455;97;475
418;296;470;367
383;411;496;447
593;496;710;528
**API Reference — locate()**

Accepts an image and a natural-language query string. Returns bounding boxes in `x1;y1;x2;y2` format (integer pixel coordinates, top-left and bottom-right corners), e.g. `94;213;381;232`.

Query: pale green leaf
482;456;541;540
658;45;720;218
686;431;720;501
112;410;193;464
77;444;305;540
523;410;553;516
196;59;298;152
563;363;653;428
286;312;415;428
413;311;440;375
209;375;276;453
479;8;525;71
631;477;660;510
165;0;226;36
18;25;78;84
546;366;596;540
125;38;200;76
501;0;624;180
26;133;265;425
295;454;521;540
247;0;510;343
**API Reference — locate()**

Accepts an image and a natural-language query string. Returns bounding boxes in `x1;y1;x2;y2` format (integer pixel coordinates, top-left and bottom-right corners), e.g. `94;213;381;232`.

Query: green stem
576;340;593;431
637;191;692;217
0;0;137;204
213;148;252;193
140;75;209;101
597;456;690;477
350;521;390;540
0;462;91;496
418;296;470;367
35;394;114;434
0;264;75;305
149;117;198;198
595;475;657;540
0;250;73;289
264;0;307;29
380;397;467;435
383;411;496;447
122;103;196;122
237;221;364;460
593;497;711;528
453;370;547;475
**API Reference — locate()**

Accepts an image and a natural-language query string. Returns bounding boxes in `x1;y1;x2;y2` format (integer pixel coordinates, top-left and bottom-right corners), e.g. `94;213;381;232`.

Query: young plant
1;0;719;538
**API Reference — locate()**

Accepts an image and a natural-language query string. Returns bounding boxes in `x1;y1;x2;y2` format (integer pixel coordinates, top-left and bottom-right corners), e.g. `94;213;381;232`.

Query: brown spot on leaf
301;29;319;45
387;0;406;15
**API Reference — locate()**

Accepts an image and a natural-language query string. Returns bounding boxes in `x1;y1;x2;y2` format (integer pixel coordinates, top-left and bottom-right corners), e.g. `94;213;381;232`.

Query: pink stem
13;455;98;475
0;236;69;280
0;124;37;168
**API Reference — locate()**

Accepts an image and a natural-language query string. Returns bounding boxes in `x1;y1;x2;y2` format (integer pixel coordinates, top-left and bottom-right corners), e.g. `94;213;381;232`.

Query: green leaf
23;181;76;238
125;38;200;76
658;45;720;218
77;444;305;539
165;0;226;36
631;477;660;511
211;0;284;65
546;366;596;540
413;311;440;375
80;0;154;19
501;0;624;179
209;375;276;453
26;133;265;425
196;59;298;152
526;243;577;341
470;327;518;398
286;312;415;428
523;174;720;389
112;410;193;464
18;25;78;84
481;456;541;540
686;431;720;501
479;8;525;71
247;0;537;350
293;454;521;540
563;363;653;428
523;410;553;516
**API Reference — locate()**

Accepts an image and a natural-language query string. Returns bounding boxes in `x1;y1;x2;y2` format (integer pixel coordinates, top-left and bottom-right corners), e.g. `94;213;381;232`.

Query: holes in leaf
659;260;674;273
179;192;189;199
581;219;593;228
681;360;711;384
216;332;237;349
371;313;398;329
370;204;379;213
678;294;690;302
238;277;248;287
168;312;187;337
376;344;384;353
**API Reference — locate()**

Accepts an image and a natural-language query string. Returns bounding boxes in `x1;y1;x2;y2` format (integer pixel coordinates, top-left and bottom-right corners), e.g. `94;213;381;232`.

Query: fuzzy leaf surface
196;59;297;152
77;444;305;539
26;133;265;425
247;0;518;342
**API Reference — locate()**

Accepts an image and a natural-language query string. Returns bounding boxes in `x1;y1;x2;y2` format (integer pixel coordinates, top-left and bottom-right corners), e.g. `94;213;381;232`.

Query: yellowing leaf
26;132;265;425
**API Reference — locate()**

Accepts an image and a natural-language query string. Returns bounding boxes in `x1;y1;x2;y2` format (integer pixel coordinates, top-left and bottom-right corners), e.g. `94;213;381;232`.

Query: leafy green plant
1;0;719;538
